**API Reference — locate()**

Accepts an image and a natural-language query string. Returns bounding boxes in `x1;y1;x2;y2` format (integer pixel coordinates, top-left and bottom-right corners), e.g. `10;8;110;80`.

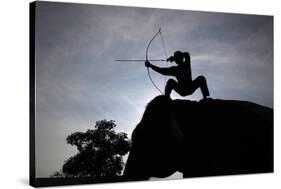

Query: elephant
123;95;273;181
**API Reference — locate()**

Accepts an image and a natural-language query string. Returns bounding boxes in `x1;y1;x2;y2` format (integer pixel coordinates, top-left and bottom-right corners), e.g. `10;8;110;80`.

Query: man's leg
192;76;210;99
165;79;187;97
165;79;179;96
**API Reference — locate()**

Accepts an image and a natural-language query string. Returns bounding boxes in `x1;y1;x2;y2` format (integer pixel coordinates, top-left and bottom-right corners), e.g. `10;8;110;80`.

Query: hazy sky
34;1;273;178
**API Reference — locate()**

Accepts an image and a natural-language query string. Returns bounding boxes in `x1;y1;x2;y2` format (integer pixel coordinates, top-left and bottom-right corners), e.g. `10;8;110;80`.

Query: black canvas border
29;1;36;187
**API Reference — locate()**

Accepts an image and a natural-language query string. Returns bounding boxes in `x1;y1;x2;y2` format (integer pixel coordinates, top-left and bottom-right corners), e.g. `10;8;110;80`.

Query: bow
146;28;168;94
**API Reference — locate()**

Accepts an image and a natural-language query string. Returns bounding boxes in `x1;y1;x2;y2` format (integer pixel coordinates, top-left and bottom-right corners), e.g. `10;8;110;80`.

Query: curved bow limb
146;28;165;95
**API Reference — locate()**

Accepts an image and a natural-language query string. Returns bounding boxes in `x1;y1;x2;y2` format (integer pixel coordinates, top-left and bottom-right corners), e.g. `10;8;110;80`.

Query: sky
34;1;273;178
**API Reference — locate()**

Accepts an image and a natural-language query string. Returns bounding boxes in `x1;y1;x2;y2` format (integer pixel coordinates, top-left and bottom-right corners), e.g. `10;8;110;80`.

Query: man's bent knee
168;79;176;84
197;75;206;82
165;79;178;96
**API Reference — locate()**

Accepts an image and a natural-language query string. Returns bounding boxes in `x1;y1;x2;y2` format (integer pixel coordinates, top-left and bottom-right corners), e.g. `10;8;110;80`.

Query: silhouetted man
145;51;210;99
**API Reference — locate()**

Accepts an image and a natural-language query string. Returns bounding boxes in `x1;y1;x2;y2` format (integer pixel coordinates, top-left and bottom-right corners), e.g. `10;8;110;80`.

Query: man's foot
199;96;213;103
164;94;171;99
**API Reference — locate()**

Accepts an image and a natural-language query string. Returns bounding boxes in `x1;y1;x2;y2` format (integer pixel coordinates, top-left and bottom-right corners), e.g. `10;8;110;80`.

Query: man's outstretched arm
145;61;176;76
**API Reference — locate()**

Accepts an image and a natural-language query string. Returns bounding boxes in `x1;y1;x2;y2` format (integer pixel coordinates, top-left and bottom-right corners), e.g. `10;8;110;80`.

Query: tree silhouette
50;170;73;178
61;120;131;178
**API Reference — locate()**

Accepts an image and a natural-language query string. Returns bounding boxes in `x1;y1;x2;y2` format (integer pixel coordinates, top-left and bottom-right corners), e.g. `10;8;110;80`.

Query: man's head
173;51;190;65
173;51;183;65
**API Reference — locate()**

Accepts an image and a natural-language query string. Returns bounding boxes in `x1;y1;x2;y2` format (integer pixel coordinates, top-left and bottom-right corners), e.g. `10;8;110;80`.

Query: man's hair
174;51;182;58
174;51;190;64
183;52;190;64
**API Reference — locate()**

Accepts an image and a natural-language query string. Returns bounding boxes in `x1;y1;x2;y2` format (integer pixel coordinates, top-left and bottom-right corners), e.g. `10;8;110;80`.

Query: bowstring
160;30;168;59
159;29;169;86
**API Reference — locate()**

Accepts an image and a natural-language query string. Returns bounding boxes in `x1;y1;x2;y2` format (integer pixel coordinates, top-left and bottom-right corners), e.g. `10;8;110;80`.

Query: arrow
116;59;166;62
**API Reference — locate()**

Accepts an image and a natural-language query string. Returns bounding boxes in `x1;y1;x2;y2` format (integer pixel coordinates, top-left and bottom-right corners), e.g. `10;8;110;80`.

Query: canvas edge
29;1;36;187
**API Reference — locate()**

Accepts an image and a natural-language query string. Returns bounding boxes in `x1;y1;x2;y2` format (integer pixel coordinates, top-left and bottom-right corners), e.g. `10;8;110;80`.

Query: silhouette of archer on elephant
145;51;210;99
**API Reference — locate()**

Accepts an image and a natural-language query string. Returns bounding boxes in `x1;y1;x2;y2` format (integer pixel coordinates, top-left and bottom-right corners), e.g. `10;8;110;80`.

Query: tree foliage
49;170;74;178
61;120;131;178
